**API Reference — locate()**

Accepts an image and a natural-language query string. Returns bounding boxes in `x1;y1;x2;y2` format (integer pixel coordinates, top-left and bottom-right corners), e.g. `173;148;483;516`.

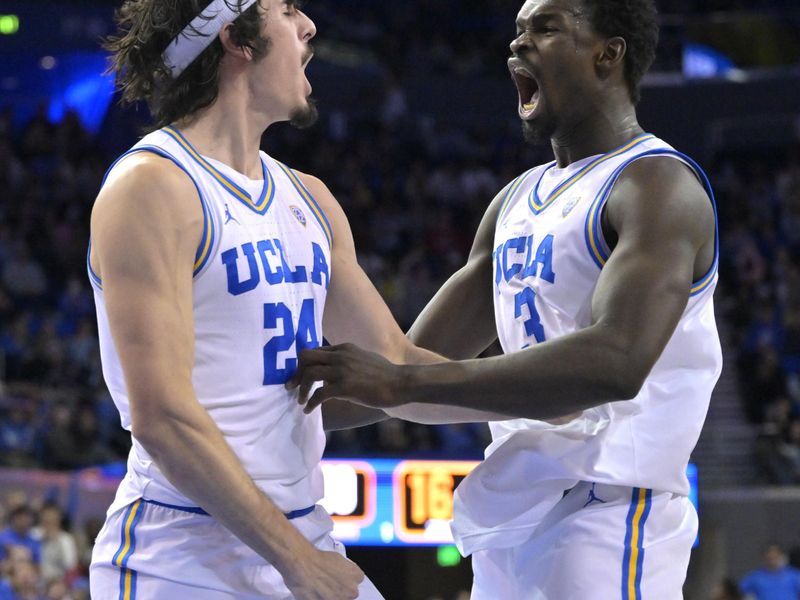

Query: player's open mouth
302;48;314;95
510;64;540;119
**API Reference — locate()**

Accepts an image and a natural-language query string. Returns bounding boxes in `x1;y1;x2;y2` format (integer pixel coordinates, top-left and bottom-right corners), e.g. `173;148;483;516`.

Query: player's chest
212;200;331;300
493;192;588;294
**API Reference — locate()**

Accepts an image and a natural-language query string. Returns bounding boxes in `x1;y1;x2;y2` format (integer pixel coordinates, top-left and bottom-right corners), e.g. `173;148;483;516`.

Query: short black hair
581;0;659;104
9;505;34;520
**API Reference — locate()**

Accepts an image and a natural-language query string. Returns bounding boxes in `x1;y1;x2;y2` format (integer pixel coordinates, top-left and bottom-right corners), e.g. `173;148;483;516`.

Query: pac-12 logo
562;197;581;218
290;205;307;227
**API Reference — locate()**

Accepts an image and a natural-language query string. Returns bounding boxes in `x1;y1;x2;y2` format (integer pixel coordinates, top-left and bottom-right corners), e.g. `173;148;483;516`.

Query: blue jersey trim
634;490;653;598
142;498;315;521
142;499;209;515
274;161;334;248
113;499;143;600
622;488;652;600
583;149;719;297
496;169;536;226
285;505;316;520
529;134;656;216
162;126;276;216
94;145;217;282
87;240;103;290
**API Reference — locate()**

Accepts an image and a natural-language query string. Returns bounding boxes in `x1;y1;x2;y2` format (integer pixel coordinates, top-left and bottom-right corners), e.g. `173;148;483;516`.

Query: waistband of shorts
142;498;317;520
566;481;684;502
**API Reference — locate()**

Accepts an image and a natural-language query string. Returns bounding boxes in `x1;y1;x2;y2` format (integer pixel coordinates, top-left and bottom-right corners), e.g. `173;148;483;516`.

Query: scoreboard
319;459;700;547
320;459;476;546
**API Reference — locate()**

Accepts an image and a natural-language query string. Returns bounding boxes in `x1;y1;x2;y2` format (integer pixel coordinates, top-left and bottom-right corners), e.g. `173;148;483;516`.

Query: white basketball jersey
89;127;331;513
451;134;722;555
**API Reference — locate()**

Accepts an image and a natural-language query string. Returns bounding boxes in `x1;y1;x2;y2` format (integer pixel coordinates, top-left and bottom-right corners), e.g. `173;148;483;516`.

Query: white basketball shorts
470;481;698;600
90;500;384;599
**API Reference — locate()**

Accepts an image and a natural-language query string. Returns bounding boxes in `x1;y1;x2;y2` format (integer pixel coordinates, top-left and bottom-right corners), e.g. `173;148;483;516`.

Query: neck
549;100;643;168
174;69;282;179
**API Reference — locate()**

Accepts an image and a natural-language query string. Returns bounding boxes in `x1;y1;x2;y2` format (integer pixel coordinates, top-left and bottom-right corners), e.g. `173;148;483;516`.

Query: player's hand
287;343;404;413
282;548;365;600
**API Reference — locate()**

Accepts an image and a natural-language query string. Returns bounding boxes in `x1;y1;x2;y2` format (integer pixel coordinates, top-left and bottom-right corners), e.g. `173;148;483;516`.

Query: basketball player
291;0;721;597
88;1;442;598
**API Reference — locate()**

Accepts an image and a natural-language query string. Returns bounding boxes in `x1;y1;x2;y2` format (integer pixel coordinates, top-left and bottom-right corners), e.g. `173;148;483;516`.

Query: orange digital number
393;461;478;543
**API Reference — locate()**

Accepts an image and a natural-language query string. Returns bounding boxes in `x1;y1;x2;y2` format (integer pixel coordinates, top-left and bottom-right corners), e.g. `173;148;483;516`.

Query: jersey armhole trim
88;146;216;290
583;149;719;297
496;168;537;226
274;161;333;248
87;239;103;290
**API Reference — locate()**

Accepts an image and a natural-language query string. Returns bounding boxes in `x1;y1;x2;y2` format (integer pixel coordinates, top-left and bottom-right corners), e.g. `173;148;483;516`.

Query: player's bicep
590;159;712;385
92;158;203;410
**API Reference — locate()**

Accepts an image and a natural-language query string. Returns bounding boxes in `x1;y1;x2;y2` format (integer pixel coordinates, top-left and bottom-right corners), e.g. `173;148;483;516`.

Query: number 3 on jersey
514;287;546;344
263;298;319;385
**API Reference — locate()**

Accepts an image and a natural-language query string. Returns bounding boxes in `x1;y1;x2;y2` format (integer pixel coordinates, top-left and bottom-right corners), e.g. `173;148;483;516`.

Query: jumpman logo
583;483;608;508
225;204;240;225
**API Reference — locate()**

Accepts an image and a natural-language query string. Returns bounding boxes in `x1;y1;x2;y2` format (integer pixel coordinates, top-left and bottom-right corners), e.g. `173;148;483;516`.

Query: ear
219;22;254;63
596;36;626;79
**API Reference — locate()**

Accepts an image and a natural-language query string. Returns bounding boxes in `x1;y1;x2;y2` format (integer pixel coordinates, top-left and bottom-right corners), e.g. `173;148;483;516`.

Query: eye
283;1;303;15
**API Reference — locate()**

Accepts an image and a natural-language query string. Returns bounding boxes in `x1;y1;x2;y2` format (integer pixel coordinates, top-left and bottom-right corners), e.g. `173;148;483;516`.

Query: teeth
523;102;537;111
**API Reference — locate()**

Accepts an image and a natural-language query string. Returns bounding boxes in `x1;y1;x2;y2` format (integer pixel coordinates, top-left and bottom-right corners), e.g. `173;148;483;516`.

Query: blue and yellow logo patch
290;205;307;227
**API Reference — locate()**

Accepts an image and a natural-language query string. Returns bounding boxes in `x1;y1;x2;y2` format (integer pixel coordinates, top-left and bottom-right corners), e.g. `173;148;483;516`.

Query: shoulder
291;169;351;241
606;154;713;241
94;152;202;225
292;170;339;213
486;172;533;222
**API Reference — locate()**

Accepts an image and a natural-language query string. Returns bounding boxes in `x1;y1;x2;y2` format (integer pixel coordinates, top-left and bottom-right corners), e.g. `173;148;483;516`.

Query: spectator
0;507;40;565
1;245;47;305
0;406;36;468
7;560;44;600
740;544;800;599
712;578;743;600
30;504;77;582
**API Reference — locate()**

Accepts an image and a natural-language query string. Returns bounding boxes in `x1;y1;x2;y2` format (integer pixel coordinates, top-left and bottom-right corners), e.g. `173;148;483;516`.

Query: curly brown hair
105;0;271;129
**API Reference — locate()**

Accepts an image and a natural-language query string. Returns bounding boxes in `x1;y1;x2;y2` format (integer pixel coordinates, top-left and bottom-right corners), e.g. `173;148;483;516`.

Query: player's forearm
400;325;642;420
322;400;388;431
132;393;316;573
399;340;448;366
407;262;498;360
385;403;509;425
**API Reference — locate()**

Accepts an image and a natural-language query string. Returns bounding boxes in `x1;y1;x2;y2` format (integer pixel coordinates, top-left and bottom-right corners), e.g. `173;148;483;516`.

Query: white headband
162;0;258;79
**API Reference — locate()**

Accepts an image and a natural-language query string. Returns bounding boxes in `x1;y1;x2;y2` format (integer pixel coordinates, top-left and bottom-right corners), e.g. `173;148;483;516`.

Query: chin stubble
521;117;557;146
290;98;319;129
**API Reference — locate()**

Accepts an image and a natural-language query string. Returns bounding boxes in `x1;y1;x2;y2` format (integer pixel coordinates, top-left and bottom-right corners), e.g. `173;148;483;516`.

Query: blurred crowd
711;544;800;600
0;491;99;600
3;74;800;473
306;0;800;79
0;0;798;486
715;146;800;485
0;3;798;599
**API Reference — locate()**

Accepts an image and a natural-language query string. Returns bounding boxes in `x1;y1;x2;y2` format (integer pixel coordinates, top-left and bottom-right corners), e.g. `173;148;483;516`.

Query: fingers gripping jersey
451;135;722;556
89;128;332;513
